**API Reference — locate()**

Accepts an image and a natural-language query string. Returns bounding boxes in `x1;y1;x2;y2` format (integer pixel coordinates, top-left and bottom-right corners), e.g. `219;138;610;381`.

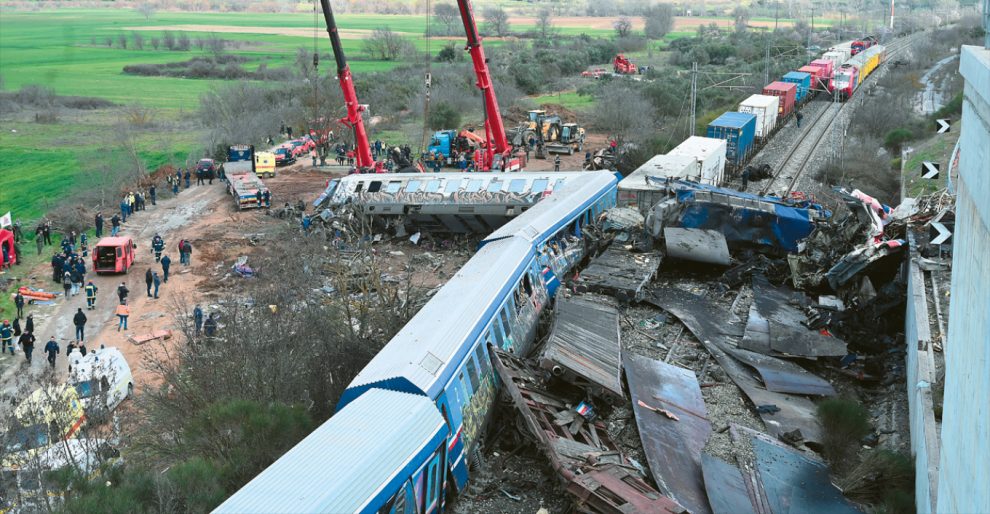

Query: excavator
452;0;524;171
318;0;383;173
521;110;585;157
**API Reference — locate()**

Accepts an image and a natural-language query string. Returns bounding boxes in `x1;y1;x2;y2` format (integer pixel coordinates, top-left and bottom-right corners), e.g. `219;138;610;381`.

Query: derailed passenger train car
216;172;619;513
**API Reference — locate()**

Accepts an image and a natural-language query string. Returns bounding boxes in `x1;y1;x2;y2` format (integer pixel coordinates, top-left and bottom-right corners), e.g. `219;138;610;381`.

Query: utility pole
690;62;698;136
764;39;771;86
774;1;779;30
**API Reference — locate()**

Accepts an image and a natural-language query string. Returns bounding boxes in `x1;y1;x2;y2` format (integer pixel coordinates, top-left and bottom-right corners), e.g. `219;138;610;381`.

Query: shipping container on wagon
762;81;797;118
706;112;757;167
667;136;728;186
619;154;698;215
807;59;835;90
738;94;779;138
798;66;822;95
782;71;812;102
822;50;848;70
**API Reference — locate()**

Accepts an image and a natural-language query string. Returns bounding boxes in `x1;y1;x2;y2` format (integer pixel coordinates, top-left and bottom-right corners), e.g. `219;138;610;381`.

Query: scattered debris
749;436;861;514
743;276;848;359
664;228;731;266
577;247;661;302
625;353;712;514
127;330;173;346
539;295;625;404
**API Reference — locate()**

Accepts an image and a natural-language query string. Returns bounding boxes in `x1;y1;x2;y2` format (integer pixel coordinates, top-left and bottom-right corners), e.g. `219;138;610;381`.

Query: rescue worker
150;184;157;206
36;234;43;256
116;300;130;331
0;320;13;355
95;212;104;238
14;291;25;319
151;233;165;262
145;268;153;297
262;190;271;209
44;336;59;368
69;267;83;296
161;254;171;283
796;111;804;128
25;314;34;335
120;197;129;223
152;272;161;299
193;304;203;336
73;307;87;341
85;281;98;310
554;155;561;172
196;167;205;185
111;213;121;237
184;169;191;188
18;330;35;364
117;281;129;303
255;189;263;207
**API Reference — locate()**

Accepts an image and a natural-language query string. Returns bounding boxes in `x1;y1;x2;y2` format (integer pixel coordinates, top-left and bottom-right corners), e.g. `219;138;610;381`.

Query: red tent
0;229;16;268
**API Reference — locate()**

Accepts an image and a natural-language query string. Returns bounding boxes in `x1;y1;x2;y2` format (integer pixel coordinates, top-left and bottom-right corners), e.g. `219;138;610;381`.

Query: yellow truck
255;151;276;178
3;385;87;470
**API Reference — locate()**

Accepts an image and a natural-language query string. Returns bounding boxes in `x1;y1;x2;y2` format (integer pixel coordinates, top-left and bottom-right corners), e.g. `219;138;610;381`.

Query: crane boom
319;0;374;169
455;0;513;168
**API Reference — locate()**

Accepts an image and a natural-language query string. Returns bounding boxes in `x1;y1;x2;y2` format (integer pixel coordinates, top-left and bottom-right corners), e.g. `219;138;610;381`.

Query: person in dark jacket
95;212;104;237
14;291;25;319
161;254;171;283
117;282;129;303
184;169;191;188
151;234;165;262
70;268;83;296
255;189;263;207
62;271;72;297
152;272;161;299
0;320;13;355
149;185;157;205
44;337;59;368
193;305;203;336
51;253;64;283
85;281;98;310
145;268;153;297
12;318;21;337
18;330;35;364
25;314;34;335
203;313;217;337
73;308;87;341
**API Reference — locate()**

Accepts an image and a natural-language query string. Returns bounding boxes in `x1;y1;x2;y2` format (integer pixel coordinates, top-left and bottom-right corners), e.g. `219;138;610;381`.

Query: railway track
757;33;924;197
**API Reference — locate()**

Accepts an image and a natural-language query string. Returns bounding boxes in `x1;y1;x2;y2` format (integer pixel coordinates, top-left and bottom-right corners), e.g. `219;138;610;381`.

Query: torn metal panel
741;304;772;354
720;345;836;396
578;246;662;302
700;454;763;514
825;239;905;290
646;288;823;445
569;466;686;514
539;296;624;404
624;353;712;514
491;350;683;513
750;437;862;514
664;228;731;266
748;276;847;358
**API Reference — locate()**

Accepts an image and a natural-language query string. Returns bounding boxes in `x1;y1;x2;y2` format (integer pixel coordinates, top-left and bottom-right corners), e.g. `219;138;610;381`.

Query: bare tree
177;32;191;51
132;31;145;50
614;17;633;37
590;82;655;144
117;33;128;49
163;30;176;50
643;4;675;39
151;37;160;50
536;8;555;40
733;6;751;32
136;1;155;20
483;6;511;37
363;27;412;61
206;34;225;56
433;3;459;36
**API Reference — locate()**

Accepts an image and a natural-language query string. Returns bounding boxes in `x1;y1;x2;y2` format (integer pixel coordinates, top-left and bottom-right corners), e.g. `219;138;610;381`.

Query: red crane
455;0;523;171
319;0;375;171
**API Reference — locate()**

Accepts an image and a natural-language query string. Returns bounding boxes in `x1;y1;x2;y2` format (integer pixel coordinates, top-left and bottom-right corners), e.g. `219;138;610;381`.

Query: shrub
884;128;914;153
932;92;962;119
428;102;461;130
817;398;871;463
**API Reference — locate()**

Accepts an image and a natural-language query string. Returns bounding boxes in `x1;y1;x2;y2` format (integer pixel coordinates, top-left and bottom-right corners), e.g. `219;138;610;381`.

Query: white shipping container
823;49;850;68
668;136;728;186
618;154;698;214
738;94;779;138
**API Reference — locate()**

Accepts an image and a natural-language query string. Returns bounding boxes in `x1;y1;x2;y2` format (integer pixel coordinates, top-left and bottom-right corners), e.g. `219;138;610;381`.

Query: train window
405;180;421;193
466;180;483;192
460;372;471;396
466;358;480;392
475;345;490;376
508;179;527;193
385;181;402;193
490;325;505;348
354;182;365;193
523;272;533;296
487;180;503;193
554;178;566;190
444;180;462;193
499;307;512;338
424;180;441;193
368;181;383;193
532;179;549;193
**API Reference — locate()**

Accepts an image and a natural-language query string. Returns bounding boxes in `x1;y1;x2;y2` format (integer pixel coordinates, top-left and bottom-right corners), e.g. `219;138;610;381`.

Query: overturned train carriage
218;171;619;514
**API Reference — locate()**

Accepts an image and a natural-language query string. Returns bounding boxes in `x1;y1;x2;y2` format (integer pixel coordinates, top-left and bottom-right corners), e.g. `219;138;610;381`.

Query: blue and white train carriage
216;171;619;514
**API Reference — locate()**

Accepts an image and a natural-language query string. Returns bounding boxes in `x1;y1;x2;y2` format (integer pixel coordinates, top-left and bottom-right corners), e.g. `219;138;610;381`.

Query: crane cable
421;0;432;153
312;0;320;148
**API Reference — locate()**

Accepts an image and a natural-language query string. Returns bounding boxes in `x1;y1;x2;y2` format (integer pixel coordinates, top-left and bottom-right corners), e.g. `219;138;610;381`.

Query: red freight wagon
808;59;835;89
798;65;822;94
762;81;797;118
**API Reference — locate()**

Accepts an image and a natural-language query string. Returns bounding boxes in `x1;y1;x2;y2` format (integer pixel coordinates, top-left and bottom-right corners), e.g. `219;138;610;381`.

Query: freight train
215;171;620;514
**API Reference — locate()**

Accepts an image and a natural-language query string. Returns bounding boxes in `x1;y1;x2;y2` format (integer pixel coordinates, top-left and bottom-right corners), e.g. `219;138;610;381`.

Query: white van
68;347;134;420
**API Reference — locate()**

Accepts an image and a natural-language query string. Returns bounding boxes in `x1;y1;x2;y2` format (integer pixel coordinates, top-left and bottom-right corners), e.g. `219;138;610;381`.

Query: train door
421;449;445;514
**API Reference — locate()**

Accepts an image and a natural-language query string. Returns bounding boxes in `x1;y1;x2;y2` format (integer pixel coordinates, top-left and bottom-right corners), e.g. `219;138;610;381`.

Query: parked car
68;347;134;421
196;158;217;179
92;237;136;274
274;146;296;166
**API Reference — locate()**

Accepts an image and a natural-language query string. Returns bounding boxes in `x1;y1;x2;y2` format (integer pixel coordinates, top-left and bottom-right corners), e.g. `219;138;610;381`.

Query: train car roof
845;44;886;67
215;389;447;514
338;236;535;407
480;171;618;246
